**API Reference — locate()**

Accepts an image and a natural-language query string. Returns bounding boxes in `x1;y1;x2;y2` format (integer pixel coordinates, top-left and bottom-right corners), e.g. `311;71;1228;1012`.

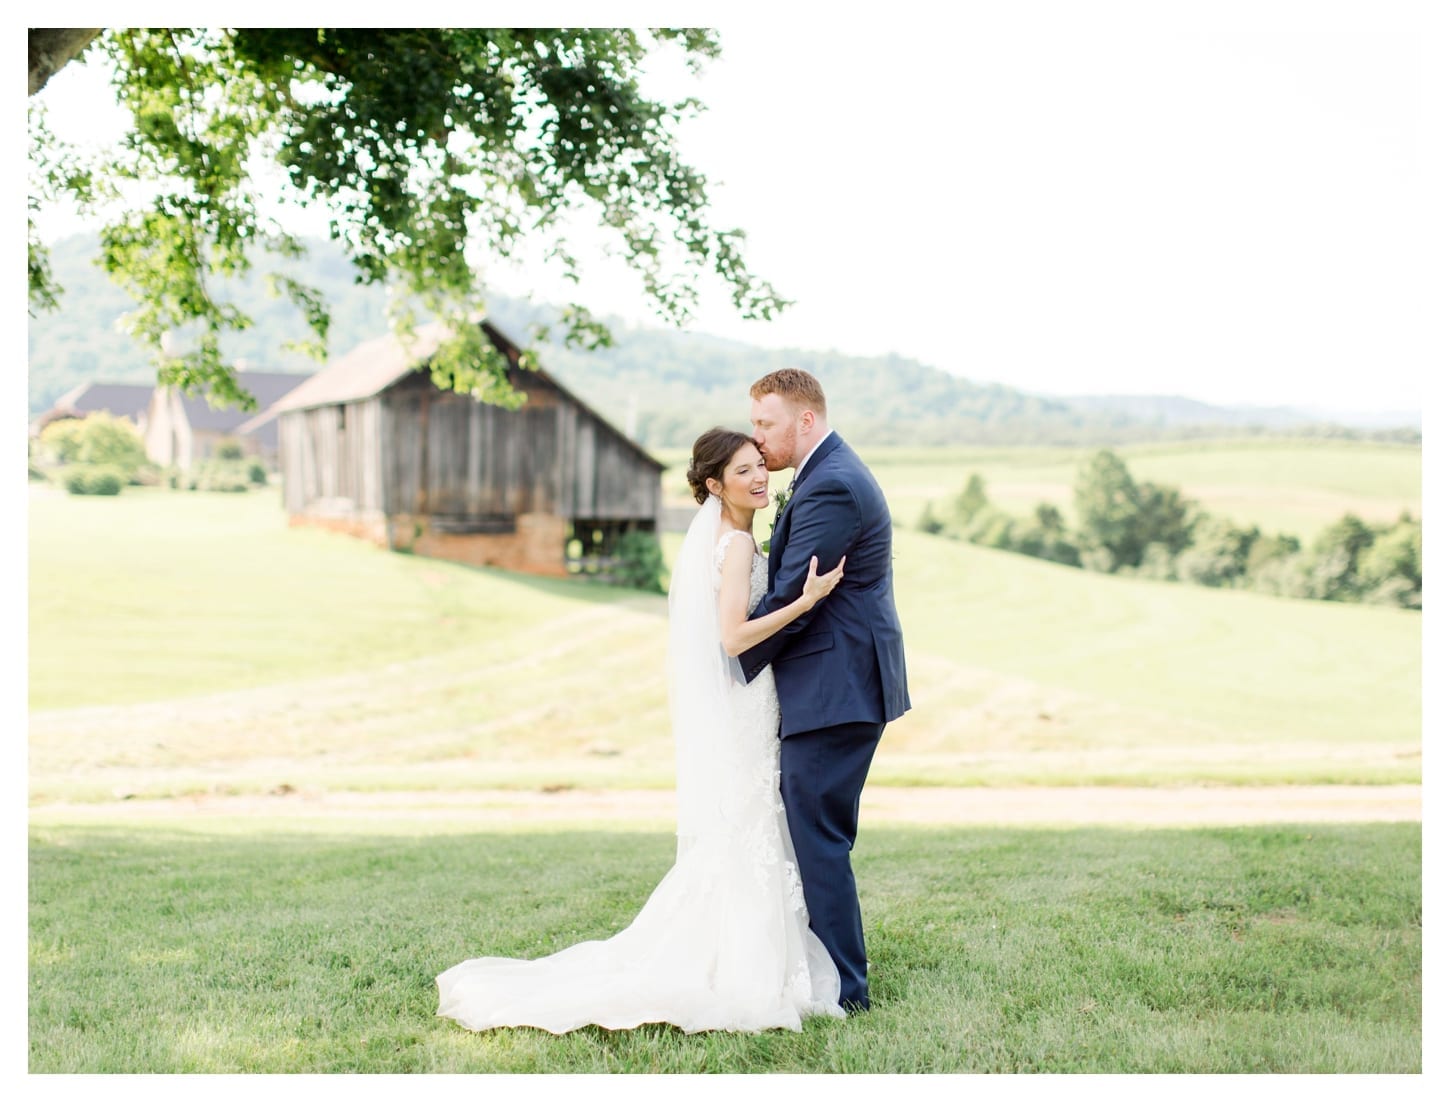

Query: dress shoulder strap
713;527;757;572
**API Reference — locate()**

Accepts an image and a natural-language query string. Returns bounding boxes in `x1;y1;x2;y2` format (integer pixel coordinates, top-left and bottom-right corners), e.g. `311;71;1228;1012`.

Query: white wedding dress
436;506;844;1034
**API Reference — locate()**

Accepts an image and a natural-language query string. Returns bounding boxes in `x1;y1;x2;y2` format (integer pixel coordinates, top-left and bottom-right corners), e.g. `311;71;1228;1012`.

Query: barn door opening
566;518;657;578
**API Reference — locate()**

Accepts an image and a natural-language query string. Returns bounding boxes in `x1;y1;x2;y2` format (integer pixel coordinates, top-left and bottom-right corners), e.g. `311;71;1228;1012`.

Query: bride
436;427;848;1034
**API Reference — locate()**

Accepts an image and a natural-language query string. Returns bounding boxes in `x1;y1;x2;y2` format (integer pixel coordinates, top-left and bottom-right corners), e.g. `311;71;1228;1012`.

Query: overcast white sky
25;3;1443;413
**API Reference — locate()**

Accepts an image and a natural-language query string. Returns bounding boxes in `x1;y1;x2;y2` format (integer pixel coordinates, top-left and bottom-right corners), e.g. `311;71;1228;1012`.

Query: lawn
27;814;1421;1073
26;447;1423;1077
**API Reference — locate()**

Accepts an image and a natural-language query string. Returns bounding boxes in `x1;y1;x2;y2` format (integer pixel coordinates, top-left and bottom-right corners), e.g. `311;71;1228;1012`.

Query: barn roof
239;319;663;470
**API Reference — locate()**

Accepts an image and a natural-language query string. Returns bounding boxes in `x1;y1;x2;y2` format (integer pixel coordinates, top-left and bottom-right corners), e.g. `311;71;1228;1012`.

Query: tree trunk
29;28;102;96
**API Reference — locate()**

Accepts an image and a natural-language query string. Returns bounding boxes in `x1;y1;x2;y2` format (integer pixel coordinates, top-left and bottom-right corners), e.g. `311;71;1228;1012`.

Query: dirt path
29;784;1422;827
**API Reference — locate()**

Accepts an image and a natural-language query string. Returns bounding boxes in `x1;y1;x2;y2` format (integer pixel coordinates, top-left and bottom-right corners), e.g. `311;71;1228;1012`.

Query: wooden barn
239;320;663;577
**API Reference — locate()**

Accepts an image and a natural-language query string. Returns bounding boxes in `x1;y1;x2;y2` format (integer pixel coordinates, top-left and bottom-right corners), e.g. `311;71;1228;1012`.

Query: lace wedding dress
436;503;844;1034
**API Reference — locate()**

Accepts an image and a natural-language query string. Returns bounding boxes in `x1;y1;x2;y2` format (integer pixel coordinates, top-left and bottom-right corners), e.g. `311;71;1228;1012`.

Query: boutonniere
762;486;792;555
771;488;792;520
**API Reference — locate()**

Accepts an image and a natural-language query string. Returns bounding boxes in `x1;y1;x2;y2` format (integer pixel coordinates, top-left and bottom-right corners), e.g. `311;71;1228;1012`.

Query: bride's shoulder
713;527;758;569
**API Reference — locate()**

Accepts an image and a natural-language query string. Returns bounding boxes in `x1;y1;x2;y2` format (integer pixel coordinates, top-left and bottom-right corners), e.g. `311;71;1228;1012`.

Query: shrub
964;507;1017;550
1176;516;1258;587
40;413;148;481
190;460;252;492
37;418;87;465
130;463;165;487
1246;552;1317;600
1134;542;1179;581
915;502;944;535
171;457;260;492
610;531;666;593
947;473;990;530
61;465;124;496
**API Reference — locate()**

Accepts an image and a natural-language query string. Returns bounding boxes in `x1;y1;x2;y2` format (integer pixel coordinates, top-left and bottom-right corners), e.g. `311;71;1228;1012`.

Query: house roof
238;320;663;470
49;381;154;419
180;371;312;431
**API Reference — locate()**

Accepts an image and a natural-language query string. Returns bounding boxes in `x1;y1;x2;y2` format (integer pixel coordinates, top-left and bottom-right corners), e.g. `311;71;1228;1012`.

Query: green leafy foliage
28;28;784;411
608;531;667;593
61;465;124;495
173;457;261;492
37;412;149;481
928;451;1421;609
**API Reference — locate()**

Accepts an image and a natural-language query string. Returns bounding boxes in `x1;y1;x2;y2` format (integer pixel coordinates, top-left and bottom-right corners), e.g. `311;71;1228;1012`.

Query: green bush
963;506;1017;550
40;413;148;481
61;465;125;496
610;531;666;593
192;461;252;492
174;459;254;492
914;502;944;535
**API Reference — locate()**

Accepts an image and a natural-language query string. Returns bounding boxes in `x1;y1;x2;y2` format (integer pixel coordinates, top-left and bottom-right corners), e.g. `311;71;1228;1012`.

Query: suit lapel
768;433;846;579
791;432;843;492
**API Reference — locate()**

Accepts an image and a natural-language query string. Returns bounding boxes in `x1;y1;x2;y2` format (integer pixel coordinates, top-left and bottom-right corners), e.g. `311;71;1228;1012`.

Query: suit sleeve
739;478;860;679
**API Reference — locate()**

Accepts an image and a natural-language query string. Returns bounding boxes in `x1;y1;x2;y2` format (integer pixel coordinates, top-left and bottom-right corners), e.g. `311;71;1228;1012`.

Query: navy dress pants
778;720;885;1011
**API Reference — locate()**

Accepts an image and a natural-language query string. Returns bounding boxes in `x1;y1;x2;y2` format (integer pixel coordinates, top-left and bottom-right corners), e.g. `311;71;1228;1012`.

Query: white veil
666;494;745;854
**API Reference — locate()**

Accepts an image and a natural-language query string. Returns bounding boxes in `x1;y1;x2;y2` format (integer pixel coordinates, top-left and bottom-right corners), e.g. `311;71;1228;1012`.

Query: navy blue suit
740;432;909;1009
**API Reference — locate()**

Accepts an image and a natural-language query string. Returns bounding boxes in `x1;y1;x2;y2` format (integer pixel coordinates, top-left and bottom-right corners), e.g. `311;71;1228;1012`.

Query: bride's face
714;442;770;513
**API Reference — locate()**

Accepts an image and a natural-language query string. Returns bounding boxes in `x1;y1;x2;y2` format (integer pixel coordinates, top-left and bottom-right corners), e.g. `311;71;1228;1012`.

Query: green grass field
27;441;1421;801
27;814;1421;1073
27;441;1422;1075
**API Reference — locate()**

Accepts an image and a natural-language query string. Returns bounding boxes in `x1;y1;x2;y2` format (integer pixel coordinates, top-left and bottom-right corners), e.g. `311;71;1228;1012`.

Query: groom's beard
778;427;801;471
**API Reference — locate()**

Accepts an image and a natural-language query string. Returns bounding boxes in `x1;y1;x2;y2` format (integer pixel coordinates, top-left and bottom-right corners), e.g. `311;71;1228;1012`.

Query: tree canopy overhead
27;27;786;409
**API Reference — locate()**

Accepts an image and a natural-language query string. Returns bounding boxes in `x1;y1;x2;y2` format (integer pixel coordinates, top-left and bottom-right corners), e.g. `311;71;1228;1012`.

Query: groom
739;369;910;1013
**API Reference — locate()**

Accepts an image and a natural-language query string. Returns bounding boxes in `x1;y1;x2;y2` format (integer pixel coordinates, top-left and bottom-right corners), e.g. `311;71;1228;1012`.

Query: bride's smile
708;442;772;523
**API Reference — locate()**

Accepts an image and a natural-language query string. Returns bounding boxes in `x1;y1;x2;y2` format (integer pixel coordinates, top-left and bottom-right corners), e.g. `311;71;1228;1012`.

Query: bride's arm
717;534;843;658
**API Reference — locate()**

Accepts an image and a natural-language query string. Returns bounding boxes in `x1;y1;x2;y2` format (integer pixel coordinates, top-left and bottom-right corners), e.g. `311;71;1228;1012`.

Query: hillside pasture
27;464;1420;803
801;439;1418;542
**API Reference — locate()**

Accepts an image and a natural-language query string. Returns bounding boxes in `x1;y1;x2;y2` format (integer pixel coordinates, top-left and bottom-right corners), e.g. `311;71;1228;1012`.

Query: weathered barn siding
279;398;387;542
258;321;662;577
562;406;661;520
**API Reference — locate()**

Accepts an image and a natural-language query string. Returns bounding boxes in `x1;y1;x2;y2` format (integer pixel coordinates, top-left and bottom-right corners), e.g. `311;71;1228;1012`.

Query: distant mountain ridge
27;234;1420;447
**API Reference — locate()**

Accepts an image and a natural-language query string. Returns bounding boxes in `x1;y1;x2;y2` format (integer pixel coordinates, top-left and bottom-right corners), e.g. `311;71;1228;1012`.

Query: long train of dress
435;530;843;1033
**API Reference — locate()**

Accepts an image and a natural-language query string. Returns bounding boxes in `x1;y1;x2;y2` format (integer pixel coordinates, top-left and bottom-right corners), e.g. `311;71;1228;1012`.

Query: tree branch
29;28;102;96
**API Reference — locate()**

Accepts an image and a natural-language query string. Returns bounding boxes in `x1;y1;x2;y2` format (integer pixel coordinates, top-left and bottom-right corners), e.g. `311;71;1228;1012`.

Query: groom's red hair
750;369;827;417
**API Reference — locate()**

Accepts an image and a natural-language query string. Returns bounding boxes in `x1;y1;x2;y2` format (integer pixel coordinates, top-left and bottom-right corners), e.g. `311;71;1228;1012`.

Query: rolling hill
27;234;1420;447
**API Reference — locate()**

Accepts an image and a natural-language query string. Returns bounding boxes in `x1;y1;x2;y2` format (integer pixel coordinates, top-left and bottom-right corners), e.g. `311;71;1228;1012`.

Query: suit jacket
740;433;910;737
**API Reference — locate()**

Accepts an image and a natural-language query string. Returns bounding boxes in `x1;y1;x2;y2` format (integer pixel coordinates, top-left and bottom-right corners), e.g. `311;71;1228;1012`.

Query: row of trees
918;450;1421;609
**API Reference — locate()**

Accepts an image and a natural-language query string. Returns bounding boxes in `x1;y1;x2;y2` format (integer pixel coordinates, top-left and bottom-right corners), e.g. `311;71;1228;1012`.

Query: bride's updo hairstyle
687;427;755;505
